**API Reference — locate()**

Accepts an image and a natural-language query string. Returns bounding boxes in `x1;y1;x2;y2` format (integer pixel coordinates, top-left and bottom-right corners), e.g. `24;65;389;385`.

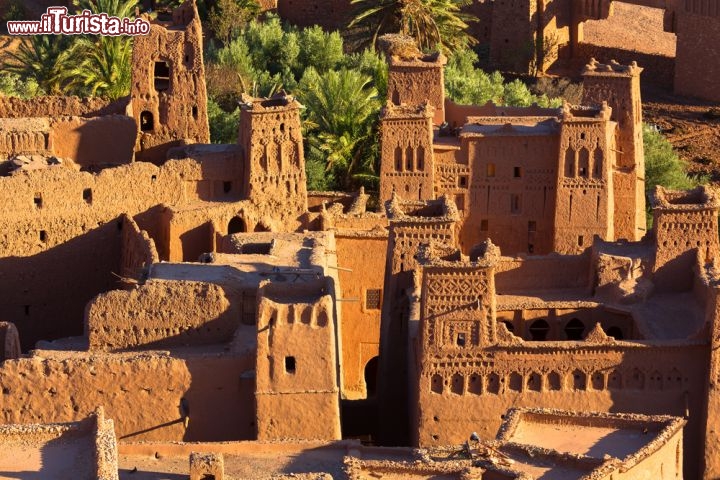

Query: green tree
2;35;76;94
0;72;39;98
298;68;381;190
62;36;132;99
349;0;476;53
72;0;137;18
208;0;261;44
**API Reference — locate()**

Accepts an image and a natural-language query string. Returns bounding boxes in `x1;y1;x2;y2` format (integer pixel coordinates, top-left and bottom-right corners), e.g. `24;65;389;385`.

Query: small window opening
24;305;30;316
39;230;47;242
565;318;585;340
83;188;92;204
34;194;42;209
279;123;285;133
480;219;489;231
529;319;550;341
578;235;584;247
366;289;382;310
154;61;170;91
223;181;232;194
140;111;154;132
456;332;466;347
285;356;296;374
486;163;496;177
513;166;522;178
192;105;198;119
151;175;157;182
459;176;468;187
502;321;514;332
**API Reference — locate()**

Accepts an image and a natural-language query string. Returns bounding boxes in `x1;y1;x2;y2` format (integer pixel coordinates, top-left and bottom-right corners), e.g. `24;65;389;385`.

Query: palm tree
299;68;381;190
72;0;138;18
2;35;75;94
62;36;133;99
349;0;477;53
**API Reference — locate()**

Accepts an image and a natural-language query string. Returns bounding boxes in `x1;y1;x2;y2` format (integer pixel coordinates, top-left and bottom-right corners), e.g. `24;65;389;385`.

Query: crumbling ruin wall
120;214;159;280
0;96;127;119
0;351;255;442
0;322;21;361
86;280;242;350
130;1;210;163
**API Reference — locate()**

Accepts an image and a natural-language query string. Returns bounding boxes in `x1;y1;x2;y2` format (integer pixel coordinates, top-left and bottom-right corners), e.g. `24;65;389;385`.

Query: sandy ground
0;437;94;480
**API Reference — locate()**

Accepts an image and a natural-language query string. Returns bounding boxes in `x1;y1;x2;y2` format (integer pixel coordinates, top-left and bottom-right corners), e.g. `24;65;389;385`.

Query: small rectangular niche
39;230;47;243
83;188;92;204
578;235;585;247
528;220;537;232
458;175;468;187
285;356;296;374
456;332;466;347
223;181;232;194
34;193;42;209
514;166;522;178
480;219;489;231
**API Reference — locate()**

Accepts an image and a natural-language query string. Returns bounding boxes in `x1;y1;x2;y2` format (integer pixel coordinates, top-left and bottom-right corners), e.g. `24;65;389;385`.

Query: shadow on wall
0;431;94;479
0;219;125;351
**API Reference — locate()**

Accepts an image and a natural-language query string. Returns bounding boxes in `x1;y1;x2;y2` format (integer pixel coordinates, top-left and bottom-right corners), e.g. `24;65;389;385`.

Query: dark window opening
24;305;30;316
459;176;468;187
34;194;42;209
502;321;514;333
285;356;296;374
456;332;466;347
513;166;522;178
39;230;47;243
192;105;198;119
480;219;489;231
279;123;285;133
228;216;246;234
529;319;549;341
154;61;170;91
223;181;232;194
565;318;585;340
83;188;92;204
366;289;382;310
606;326;624;340
578;235;584;247
394;146;403;172
140;111;154;132
151;175;157;182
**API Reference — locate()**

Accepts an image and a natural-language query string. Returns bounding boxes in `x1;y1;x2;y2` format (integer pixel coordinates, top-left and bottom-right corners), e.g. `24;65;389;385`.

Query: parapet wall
0;96;128;119
86;280;242;351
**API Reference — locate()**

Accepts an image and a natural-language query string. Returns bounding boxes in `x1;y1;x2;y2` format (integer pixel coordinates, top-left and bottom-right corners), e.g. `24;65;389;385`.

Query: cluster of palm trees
3;0;138;99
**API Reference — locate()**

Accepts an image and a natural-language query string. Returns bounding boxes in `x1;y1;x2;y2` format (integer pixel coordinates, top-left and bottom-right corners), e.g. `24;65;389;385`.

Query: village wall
0;351;256;442
119;214;159;280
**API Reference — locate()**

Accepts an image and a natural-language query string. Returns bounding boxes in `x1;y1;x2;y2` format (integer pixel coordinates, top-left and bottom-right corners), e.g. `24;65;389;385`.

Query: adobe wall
255;278;341;441
572;43;675;88
674;10;720;102
335;232;388;400
0;115;136;167
86;280;242;351
0;96;127;119
0;322;20;361
387;55;446;126
494;252;592;293
487;0;537;73
0;350;255;442
416;343;707;478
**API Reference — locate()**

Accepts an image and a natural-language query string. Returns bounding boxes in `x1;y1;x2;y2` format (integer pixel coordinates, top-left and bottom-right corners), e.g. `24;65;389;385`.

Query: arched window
405;146;414;171
364;356;379;398
529;319;550;341
417;145;425;171
565;148;575;177
593;146;603;178
228;216;246;234
140;111;154;132
605;326;623;340
565;318;585;340
578;148;590;177
395;146;403;172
